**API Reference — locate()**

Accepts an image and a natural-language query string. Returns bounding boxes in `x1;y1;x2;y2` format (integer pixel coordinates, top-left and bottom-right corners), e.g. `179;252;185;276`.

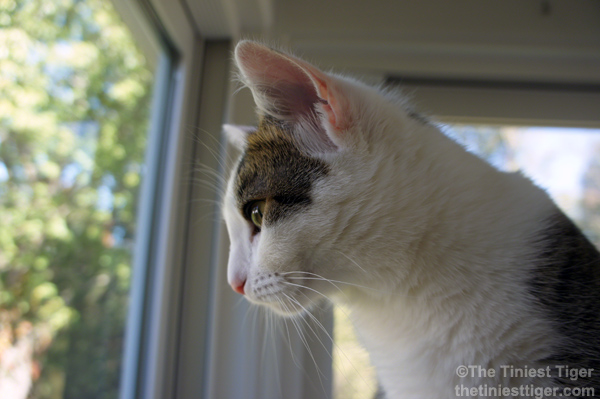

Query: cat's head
223;41;417;315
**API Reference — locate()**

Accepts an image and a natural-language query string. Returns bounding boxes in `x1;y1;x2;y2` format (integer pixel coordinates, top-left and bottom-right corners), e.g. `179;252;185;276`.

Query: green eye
248;200;266;230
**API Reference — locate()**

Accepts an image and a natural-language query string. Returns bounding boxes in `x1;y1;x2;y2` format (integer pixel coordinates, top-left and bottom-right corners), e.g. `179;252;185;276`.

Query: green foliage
0;0;154;397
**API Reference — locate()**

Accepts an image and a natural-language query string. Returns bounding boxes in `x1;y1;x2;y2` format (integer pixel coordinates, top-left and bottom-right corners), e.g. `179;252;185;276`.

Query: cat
221;40;600;399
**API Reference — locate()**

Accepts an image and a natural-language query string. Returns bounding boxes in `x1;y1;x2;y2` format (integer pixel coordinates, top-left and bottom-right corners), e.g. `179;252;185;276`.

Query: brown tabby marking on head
234;117;329;225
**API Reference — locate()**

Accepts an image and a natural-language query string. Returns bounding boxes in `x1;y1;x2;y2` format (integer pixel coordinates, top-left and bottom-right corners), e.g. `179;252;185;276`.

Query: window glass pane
332;125;600;398
447;125;600;247
0;0;156;398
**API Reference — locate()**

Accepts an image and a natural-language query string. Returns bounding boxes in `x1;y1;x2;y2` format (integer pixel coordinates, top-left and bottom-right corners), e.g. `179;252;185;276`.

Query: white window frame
390;77;600;129
114;1;331;398
113;1;215;399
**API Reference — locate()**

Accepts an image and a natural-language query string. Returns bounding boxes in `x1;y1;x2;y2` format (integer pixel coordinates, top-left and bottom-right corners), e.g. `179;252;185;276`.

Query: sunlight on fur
332;305;377;399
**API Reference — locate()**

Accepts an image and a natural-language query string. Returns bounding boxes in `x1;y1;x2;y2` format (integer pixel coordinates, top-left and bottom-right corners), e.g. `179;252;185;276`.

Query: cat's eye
246;200;266;230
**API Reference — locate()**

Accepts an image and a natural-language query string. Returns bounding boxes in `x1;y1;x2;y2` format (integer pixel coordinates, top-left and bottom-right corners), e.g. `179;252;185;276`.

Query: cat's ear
234;40;351;152
222;124;256;151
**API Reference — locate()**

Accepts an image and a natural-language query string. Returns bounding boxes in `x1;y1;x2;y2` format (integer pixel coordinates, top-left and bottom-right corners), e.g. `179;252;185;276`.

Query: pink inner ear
306;71;343;130
234;41;347;137
235;42;317;118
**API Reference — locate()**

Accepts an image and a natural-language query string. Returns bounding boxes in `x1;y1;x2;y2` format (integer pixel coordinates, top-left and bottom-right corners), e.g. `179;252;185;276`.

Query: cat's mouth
244;272;322;316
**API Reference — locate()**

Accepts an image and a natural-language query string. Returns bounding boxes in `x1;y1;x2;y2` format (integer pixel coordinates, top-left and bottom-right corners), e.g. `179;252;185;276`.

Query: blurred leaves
0;0;154;397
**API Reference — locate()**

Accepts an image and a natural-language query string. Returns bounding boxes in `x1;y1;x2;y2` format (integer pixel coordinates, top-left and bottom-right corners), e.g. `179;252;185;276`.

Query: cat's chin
251;295;316;317
265;303;306;317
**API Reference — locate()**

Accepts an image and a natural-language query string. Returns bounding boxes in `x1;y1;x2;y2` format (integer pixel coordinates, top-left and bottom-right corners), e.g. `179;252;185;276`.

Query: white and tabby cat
222;41;600;399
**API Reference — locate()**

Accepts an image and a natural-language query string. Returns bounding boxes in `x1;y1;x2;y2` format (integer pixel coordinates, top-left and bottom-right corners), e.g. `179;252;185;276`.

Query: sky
510;127;600;219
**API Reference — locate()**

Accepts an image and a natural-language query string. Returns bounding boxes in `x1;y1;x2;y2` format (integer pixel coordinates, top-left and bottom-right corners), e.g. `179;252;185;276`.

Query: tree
0;0;154;397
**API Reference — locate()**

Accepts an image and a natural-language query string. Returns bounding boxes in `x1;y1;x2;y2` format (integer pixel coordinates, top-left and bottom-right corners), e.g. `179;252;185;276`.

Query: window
0;0;162;397
6;2;594;398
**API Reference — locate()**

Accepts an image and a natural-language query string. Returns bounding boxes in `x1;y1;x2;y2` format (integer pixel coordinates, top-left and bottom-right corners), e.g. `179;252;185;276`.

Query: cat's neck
332;118;558;397
341;117;554;307
333;116;555;290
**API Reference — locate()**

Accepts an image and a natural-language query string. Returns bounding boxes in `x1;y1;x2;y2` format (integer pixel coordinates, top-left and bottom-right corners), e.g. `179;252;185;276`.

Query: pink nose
231;279;246;295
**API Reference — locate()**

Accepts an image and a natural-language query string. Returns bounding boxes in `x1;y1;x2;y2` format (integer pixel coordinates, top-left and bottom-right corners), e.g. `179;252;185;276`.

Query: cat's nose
231;278;246;295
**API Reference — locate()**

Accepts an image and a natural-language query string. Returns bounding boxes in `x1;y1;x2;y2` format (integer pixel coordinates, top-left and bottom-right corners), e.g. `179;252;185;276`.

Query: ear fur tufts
223;124;256;151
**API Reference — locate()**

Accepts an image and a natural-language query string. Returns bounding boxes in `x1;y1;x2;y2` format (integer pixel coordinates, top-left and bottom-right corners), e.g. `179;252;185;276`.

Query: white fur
222;124;255;151
224;42;565;398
